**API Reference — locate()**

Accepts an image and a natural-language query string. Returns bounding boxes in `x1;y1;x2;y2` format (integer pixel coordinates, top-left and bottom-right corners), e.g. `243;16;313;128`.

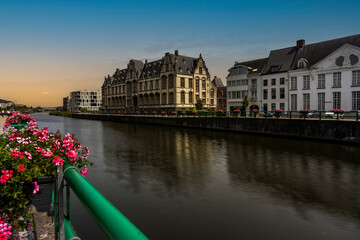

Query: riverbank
72;113;360;145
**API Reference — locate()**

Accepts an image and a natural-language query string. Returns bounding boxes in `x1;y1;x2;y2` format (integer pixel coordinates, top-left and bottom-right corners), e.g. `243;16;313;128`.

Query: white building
68;90;102;112
288;37;360;112
228;34;360;112
226;58;267;111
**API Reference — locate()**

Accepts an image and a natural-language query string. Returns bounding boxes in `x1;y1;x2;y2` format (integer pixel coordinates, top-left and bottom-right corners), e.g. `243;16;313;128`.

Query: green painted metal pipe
64;217;79;240
63;164;148;240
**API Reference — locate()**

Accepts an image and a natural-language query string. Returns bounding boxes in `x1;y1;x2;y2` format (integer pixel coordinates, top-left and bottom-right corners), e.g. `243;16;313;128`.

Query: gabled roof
139;59;163;79
212;77;224;87
290;34;360;69
169;53;198;75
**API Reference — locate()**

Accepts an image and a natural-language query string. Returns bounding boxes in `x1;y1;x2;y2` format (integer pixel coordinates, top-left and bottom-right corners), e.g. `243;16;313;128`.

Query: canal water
33;113;360;240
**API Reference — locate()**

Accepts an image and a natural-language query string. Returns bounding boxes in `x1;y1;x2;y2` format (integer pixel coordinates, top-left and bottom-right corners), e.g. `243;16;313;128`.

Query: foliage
0;112;92;236
299;109;310;114
195;99;204;110
242;95;249;109
49;111;73;117
79;107;87;112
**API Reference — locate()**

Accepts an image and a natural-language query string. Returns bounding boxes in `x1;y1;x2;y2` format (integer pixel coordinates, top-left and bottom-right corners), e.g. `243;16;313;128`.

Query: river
32;112;360;240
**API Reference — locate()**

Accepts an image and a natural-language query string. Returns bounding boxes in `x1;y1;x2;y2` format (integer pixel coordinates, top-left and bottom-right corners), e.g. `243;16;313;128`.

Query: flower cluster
233;109;241;113
274;109;283;114
331;109;345;114
0;112;92;237
252;109;259;113
0;217;12;240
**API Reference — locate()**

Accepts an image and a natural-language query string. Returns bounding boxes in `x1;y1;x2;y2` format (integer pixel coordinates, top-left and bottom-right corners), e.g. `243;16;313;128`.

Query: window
169;92;175;104
298;61;305;69
139;83;142;91
196;95;199;101
352;71;360;86
318;93;325;111
271;103;276;111
333;72;341;87
290;77;297;90
263;103;268;111
303;75;310;90
280;78;285;85
318;74;325;89
263;89;268;100
271;78;276;85
303;93;310;110
251;79;257;88
280;103;285;111
352;91;360;110
162;76;167;89
232;92;236;99
291;94;297;110
181;78;185;88
263;79;268;86
189;78;193;88
271;66;279;73
202;80;206;89
271;88;276;99
189;92;193;103
333;92;341;109
181;91;185;103
280;88;285;99
196;79;199;92
199;67;203;74
210;89;214;98
162;93;167;104
144;82;148;91
156;80;159;90
168;75;174;88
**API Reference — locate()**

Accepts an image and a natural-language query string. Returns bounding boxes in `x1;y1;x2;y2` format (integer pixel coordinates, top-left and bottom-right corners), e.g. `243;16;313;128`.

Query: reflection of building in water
101;123;216;195
225;135;360;220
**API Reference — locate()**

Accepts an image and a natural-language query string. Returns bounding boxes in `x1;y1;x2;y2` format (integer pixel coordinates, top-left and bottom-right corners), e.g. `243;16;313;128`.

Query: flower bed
0;112;91;239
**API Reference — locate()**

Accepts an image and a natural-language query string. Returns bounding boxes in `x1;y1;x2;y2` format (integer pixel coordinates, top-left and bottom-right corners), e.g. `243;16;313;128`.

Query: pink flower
32;182;39;194
0;217;12;239
81;165;88;177
53;156;64;166
0;170;13;184
18;164;25;172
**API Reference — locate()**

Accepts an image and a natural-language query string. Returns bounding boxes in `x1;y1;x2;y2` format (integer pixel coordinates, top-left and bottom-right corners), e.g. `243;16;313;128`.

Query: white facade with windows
261;73;288;111
289;44;360;111
68;90;102;112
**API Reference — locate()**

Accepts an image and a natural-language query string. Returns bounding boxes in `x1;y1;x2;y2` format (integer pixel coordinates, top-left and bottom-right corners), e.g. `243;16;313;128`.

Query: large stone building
227;34;360;112
102;50;217;112
67;90;102;112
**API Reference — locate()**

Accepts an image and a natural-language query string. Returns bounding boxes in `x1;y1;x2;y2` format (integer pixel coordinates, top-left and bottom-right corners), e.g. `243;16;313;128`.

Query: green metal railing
53;164;148;240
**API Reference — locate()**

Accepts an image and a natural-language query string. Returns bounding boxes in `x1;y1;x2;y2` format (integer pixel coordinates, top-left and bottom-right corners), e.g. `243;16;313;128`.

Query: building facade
102;51;217;112
68;90;102;112
212;77;227;111
228;34;360;112
226;58;267;111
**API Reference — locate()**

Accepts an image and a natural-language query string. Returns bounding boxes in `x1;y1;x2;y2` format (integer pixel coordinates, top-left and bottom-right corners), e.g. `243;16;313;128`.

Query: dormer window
270;66;279;73
297;59;308;69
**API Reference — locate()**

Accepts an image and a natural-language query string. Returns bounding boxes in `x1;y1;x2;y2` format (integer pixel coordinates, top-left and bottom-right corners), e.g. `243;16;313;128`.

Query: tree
242;95;249;110
195;99;204;110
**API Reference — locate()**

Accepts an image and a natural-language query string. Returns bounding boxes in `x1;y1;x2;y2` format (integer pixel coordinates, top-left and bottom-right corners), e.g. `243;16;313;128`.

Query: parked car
308;111;321;118
324;111;344;119
262;111;274;117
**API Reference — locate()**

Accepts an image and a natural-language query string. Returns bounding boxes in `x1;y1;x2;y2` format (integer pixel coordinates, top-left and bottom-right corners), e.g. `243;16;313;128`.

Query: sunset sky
1;0;359;107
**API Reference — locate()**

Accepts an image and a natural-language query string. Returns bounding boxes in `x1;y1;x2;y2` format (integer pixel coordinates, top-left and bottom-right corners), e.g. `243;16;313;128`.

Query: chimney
175;50;179;56
296;39;305;48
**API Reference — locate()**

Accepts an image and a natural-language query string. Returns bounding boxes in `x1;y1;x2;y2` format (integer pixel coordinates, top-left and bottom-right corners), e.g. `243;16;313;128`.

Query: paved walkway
0;115;6;134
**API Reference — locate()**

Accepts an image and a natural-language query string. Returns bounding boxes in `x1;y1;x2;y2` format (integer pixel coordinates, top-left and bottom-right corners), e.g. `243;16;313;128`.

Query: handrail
62;163;148;240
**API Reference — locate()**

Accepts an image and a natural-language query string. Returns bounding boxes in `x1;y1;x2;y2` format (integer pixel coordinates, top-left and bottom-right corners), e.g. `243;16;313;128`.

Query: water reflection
31;114;360;239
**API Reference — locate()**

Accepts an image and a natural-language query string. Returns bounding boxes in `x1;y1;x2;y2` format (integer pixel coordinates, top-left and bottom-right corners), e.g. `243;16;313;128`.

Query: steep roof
262;47;297;74
235;58;268;74
170;53;199;75
290;34;360;69
212;77;224;87
139;59;163;79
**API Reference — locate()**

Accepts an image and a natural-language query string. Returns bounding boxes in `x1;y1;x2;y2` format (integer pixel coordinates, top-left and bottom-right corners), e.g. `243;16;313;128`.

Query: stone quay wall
72;114;360;144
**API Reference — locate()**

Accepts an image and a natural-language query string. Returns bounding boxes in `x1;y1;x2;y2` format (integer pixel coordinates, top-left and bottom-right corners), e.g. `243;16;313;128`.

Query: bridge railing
53;163;148;240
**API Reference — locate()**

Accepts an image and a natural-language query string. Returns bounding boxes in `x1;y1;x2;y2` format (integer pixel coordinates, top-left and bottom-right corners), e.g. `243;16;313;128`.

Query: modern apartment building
68;90;102;112
102;50;217;112
227;34;360;112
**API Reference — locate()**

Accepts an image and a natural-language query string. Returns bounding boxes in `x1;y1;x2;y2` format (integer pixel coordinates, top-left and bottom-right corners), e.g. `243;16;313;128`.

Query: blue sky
0;0;359;106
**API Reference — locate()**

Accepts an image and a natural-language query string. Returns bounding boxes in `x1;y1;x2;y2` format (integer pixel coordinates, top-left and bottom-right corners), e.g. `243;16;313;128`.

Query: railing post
289;111;292;119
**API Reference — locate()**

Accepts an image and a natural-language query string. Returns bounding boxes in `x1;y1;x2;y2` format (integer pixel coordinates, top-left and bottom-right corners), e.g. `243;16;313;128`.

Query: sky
0;0;359;107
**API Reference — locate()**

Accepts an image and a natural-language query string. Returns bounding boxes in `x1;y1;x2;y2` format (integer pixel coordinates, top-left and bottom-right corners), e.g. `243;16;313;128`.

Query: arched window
168;75;174;89
169;92;175;104
162;76;167;89
195;78;200;92
162;93;167;105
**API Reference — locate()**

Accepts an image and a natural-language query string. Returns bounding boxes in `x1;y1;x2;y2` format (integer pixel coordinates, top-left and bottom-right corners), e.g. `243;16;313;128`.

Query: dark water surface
33;113;360;239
